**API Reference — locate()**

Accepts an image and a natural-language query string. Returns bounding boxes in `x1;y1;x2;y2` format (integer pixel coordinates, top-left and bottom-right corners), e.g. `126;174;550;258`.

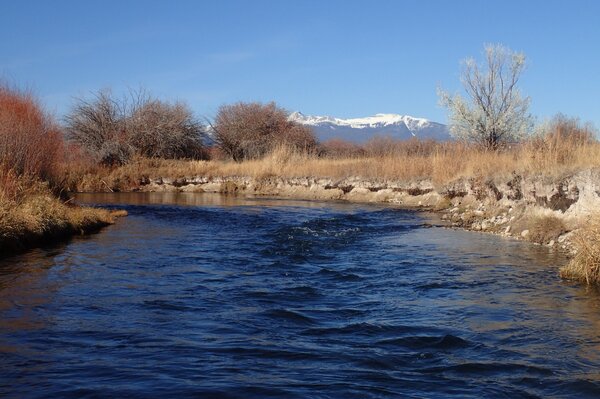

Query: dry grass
79;128;600;192
560;218;600;285
0;172;120;255
527;215;567;244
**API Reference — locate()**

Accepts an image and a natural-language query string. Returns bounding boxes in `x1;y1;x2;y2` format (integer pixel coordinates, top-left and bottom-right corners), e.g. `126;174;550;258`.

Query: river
1;192;600;398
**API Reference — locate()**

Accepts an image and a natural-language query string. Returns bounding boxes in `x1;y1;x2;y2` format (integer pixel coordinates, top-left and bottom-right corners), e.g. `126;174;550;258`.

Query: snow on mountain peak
289;112;450;142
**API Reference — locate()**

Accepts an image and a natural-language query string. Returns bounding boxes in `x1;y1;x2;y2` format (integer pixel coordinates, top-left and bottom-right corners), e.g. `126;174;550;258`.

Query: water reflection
75;191;339;209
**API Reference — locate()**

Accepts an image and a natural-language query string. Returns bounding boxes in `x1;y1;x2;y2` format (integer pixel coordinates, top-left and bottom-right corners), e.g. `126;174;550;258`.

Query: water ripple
0;193;599;398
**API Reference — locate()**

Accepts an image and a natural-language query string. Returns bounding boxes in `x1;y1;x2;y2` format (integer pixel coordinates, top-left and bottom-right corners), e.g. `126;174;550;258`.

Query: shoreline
83;168;600;255
0;201;126;259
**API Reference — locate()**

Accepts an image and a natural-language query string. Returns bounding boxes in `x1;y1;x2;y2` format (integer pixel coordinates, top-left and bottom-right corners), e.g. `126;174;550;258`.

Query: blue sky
1;0;599;127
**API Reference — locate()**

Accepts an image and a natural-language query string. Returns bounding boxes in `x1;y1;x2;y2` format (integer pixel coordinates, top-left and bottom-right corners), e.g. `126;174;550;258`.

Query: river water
1;192;600;398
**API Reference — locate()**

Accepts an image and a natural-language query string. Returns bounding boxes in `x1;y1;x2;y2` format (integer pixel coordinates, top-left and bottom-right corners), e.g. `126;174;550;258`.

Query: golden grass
527;215;567;244
560;217;600;285
77;134;600;192
0;173;121;255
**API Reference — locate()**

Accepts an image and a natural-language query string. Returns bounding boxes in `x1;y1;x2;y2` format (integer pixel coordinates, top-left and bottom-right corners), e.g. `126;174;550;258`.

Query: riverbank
71;155;600;285
0;177;125;256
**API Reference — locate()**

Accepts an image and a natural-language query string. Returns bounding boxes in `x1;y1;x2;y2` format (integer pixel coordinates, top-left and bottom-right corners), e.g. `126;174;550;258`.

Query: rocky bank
125;168;600;255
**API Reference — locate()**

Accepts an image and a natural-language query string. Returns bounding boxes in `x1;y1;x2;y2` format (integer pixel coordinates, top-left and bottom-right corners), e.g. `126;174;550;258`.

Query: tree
65;88;205;165
64;89;133;166
438;44;533;150
129;99;204;159
213;101;316;161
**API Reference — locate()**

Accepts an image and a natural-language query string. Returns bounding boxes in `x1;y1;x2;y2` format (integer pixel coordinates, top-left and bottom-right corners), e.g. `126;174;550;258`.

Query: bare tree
129;100;204;159
64;89;131;166
213;101;317;161
438;44;533;150
65;88;205;165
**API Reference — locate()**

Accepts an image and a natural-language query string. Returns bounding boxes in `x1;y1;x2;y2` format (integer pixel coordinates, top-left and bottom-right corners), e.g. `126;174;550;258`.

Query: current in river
1;192;600;398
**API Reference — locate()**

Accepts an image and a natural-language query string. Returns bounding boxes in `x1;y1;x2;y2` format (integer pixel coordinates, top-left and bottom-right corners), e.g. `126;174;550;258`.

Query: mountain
289;112;450;142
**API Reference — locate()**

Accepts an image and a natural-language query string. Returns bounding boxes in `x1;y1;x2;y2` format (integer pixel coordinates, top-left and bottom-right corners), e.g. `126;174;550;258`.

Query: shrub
0;85;64;184
528;215;567;244
64;89;131;166
213;101;317;161
65;88;205;165
560;218;600;285
129;99;205;159
526;115;597;167
363;136;439;158
319;138;365;158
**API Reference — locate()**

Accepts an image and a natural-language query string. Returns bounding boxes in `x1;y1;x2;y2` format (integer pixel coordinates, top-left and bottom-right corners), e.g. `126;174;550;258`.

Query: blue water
1;192;600;398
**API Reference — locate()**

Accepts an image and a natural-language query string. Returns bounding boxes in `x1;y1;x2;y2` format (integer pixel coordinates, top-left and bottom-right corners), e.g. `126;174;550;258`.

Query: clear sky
1;0;599;127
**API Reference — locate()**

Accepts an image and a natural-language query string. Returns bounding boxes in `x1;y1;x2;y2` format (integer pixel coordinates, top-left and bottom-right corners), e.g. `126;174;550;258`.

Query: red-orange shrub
0;85;64;184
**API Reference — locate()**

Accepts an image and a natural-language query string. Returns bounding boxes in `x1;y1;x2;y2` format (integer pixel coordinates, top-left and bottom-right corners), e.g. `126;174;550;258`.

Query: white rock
505;226;511;234
558;234;568;243
521;230;530;238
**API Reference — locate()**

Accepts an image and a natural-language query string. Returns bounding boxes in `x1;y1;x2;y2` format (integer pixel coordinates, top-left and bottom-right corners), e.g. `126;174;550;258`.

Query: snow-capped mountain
289;112;450;142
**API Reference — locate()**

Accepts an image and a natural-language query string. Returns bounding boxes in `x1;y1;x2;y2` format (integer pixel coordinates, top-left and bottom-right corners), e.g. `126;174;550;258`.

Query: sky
1;0;599;127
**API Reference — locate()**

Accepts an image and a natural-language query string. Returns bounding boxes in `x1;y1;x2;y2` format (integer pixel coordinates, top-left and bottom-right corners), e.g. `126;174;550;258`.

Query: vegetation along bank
2;44;600;285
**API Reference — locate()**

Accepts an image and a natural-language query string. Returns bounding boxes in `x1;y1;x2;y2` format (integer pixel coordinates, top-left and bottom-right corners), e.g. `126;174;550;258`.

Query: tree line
1;43;596;181
64;89;317;165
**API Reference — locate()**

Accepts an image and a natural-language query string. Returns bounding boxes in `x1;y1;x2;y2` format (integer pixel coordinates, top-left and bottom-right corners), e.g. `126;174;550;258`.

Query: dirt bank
123;169;599;250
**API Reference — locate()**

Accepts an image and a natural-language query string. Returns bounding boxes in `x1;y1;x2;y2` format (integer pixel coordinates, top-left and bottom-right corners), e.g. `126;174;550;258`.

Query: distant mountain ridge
289;112;450;142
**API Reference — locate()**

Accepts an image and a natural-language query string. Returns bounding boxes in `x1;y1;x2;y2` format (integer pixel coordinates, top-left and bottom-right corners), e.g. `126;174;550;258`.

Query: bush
0;85;64;184
65;88;205;166
363;136;439;158
319;139;365;158
526;115;597;166
560;218;600;285
528;215;567;244
129;99;205;159
214;101;317;161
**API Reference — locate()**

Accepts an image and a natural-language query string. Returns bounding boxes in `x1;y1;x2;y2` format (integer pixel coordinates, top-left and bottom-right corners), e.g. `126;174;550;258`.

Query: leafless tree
129;100;204;159
438;44;533;150
65;88;205;165
213;101;317;161
64;89;131;165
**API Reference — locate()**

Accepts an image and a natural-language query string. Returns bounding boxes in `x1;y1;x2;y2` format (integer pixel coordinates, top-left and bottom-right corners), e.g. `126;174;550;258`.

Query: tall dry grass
0;170;118;254
81;118;600;192
560;217;600;284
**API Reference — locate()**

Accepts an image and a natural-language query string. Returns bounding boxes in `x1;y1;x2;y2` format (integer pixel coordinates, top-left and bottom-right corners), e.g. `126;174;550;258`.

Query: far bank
72;155;600;285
